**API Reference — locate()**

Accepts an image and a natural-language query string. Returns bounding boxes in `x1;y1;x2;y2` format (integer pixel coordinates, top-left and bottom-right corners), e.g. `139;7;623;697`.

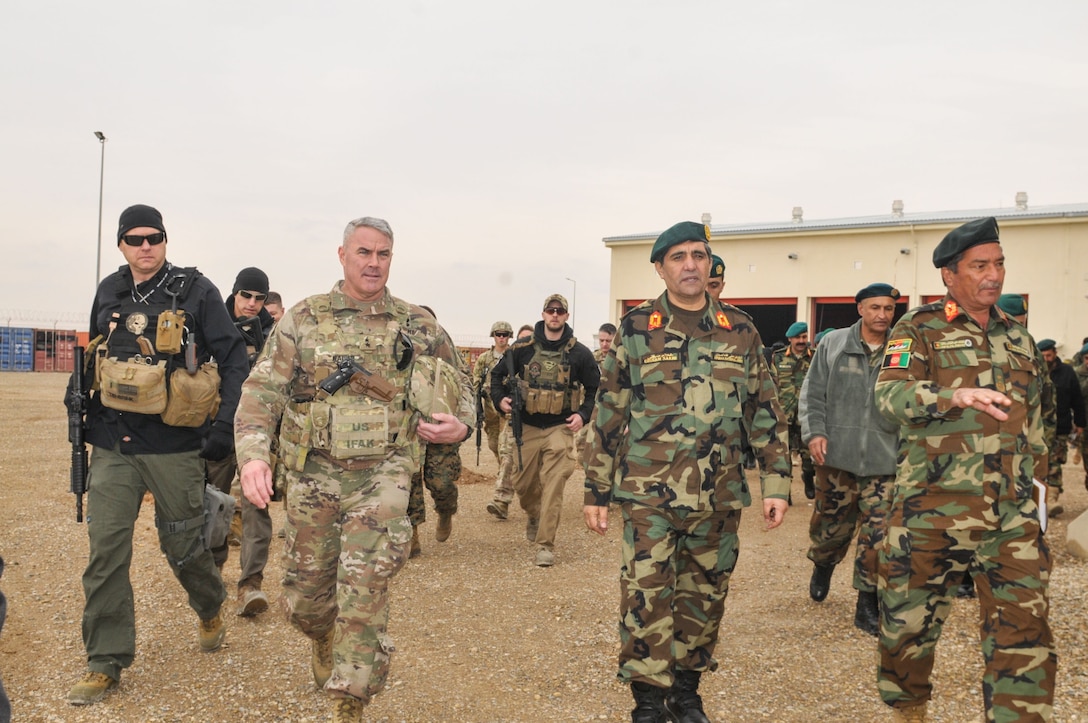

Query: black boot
853;590;880;637
631;681;668;723
802;469;816;500
809;562;835;602
664;670;710;723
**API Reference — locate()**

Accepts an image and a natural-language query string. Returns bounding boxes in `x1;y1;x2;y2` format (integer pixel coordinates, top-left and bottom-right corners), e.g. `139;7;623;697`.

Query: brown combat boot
237;585;269;617
435;512;453;542
68;671;118;705
198;612;225;652
892;702;928;722
486;499;509;520
312;630;334;689
331;695;366;722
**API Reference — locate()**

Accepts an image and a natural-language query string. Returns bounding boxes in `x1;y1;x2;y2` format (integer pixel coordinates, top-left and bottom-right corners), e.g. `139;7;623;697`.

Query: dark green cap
932;217;1000;268
785;321;808;338
1037;338;1056;352
996;293;1027;317
650;221;711;263
855;283;900;303
710;254;725;279
814;327;835;344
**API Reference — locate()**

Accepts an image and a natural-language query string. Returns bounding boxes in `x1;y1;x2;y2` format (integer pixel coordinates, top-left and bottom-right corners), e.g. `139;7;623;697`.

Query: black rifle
505;350;524;471
67;346;89;522
475;378;485;466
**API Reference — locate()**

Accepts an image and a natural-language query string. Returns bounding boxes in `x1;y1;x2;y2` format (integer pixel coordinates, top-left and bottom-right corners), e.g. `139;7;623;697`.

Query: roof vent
1015;191;1028;210
892;199;904;217
791;206;803;223
701;212;712;226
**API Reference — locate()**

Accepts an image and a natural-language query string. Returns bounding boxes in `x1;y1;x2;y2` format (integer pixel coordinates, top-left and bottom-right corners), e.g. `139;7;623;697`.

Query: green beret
650;221;711;263
814;327;835;344
855;283;900;304
996;294;1027;317
785;321;808;338
1037;338;1056;352
932;217;1000;268
1081;342;1088;356
709;254;725;279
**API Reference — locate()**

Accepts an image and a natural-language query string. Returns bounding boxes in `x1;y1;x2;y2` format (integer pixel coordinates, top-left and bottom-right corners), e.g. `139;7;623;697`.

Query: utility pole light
94;131;107;288
565;276;577;333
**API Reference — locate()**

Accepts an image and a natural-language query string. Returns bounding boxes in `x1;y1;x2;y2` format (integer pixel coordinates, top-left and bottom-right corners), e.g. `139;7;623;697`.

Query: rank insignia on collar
944;300;959;322
715;310;731;329
648;311;663;330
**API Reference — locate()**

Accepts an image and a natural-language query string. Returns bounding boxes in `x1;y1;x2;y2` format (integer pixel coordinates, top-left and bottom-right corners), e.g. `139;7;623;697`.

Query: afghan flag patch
883;351;911;369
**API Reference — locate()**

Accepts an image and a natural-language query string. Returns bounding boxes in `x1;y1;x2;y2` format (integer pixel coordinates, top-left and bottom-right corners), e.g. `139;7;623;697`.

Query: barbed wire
0;309;86;329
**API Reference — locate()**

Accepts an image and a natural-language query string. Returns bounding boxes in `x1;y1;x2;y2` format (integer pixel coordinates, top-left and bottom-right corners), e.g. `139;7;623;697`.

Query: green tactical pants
82;444;226;680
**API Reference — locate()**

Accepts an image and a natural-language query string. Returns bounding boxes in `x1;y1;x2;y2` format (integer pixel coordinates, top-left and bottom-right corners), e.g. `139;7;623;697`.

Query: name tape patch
642;352;680;364
933;339;974;350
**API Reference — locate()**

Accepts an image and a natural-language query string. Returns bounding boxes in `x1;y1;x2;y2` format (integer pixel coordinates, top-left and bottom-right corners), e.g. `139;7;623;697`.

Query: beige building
603;195;1088;356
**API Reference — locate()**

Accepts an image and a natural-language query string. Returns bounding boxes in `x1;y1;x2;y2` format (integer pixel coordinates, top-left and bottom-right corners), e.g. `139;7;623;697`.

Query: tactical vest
279;294;417;471
520;337;584;415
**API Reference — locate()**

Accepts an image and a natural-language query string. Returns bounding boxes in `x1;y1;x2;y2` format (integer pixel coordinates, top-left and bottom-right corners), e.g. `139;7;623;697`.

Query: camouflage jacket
234;282;474;471
770;345;813;421
874;297;1048;518
583;293;791;511
472;347;502;416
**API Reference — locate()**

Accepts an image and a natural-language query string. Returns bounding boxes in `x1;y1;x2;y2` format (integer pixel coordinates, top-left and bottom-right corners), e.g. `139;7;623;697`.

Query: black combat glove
199;420;235;462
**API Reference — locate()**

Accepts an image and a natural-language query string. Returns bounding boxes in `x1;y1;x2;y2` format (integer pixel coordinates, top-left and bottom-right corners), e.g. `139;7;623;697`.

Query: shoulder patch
882;351;911;369
885;339;912;353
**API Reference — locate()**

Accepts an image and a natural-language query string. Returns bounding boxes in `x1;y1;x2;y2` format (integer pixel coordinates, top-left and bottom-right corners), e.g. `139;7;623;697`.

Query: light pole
94;131;107;288
565;276;577;334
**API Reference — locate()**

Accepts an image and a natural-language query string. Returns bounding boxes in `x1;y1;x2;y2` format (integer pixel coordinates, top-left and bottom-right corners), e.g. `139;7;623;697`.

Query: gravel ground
1;372;1086;722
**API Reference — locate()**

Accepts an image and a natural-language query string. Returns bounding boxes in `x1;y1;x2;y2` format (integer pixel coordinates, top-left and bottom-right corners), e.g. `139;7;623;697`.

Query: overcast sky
2;1;1086;345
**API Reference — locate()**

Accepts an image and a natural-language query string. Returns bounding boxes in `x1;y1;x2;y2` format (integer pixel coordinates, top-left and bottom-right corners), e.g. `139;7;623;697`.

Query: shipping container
77;330;91;349
34;329;79;372
0;326;34;371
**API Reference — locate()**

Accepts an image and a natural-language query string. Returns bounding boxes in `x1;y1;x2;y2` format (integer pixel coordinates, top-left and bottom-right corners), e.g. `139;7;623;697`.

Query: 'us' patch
883;351;911;369
885;339;912;353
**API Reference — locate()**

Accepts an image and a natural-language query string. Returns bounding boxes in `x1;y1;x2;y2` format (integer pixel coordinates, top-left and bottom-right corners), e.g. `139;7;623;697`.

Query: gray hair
343;216;394;246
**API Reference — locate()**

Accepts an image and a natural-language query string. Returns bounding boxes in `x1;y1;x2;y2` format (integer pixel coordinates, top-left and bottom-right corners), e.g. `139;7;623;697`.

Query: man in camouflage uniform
874;217;1055;723
799;283;901;636
771;320;816;499
573;322;616;457
1036;338;1084;518
1075;342;1088;485
235;217;474;722
492;293;599;567
474;321;514;517
583;221;791;723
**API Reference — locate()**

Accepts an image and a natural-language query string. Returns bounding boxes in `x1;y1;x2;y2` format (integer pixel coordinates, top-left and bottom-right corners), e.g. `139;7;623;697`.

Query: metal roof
603;202;1088;243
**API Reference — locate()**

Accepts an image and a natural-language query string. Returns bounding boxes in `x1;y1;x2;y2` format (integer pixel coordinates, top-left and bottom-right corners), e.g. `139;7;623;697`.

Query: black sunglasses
544;307;567;315
493;332;512;338
238;290;267;301
121;232;166;247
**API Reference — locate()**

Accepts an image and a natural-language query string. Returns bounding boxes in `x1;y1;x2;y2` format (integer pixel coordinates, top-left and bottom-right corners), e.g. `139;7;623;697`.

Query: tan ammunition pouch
161;362;222;428
97;355;168;414
280;396;402;471
408;356;463;421
524;386;562;415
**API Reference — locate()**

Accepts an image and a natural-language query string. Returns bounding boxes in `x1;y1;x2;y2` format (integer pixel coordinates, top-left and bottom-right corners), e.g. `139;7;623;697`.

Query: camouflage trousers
806;467;894;592
407;442;462;526
282;452;413;704
482;404;503;461
492;418;517;505
878;496;1055;721
1045;433;1069;491
509;423;575;549
617;503;741;688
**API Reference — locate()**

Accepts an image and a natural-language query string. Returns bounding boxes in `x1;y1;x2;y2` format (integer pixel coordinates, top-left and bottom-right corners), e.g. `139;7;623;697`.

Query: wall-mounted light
787;253;798;260
900;248;911;255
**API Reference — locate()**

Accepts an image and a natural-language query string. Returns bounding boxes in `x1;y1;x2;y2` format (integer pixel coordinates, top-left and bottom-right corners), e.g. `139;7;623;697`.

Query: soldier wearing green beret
799;283;901;636
771;320;815;499
706;253;726;300
1036;338;1085;518
874;216;1055;722
583;221;791;723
